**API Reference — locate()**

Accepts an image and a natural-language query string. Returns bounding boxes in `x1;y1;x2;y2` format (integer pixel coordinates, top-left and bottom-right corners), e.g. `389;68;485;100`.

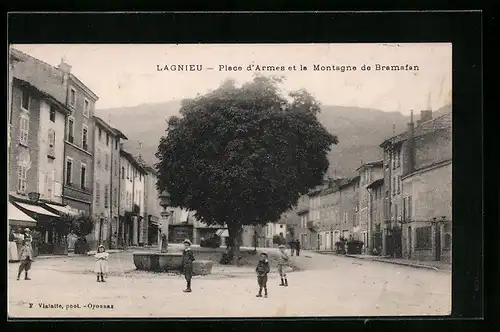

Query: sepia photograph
7;43;452;318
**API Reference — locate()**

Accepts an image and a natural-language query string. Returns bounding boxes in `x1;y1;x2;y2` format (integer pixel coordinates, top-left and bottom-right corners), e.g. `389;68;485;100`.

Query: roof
10;48;99;102
296;208;309;215
339;175;360;190
367;178;384;190
120;149;147;174
93;116;128;139
380;112;452;148
356;160;383;172
13;77;70;115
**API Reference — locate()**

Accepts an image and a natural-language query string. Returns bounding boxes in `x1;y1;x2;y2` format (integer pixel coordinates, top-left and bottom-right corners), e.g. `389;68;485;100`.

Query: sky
11;43;452;114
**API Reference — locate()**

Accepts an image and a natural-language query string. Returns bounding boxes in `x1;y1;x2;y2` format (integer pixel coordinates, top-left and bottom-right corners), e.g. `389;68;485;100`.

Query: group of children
16;234;291;298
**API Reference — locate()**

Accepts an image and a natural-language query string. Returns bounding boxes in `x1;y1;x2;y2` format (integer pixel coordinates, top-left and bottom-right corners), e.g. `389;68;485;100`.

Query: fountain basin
192;260;213;275
133;252;183;272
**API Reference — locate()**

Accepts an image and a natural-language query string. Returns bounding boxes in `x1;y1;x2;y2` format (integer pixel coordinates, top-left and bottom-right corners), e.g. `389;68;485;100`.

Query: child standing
17;239;33;280
182;239;195;293
255;252;270;298
94;245;109;282
277;244;290;286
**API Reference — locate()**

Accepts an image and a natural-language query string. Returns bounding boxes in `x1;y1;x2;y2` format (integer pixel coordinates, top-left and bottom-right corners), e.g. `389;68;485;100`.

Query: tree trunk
228;223;242;266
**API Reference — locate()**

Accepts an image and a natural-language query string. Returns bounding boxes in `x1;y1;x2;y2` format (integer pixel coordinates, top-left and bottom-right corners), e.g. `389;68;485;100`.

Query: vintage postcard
8;43;452;318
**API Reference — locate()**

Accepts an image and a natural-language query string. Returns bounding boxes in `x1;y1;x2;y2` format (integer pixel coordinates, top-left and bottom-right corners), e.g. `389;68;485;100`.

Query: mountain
96;102;451;178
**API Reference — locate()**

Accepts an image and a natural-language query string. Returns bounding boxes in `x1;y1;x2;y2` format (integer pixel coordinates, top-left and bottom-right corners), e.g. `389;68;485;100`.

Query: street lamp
158;190;171;253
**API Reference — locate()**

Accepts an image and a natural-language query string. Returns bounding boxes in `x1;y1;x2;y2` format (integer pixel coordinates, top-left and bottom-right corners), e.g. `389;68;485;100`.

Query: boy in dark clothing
296;240;301;256
181;239;195;293
255;252;270;298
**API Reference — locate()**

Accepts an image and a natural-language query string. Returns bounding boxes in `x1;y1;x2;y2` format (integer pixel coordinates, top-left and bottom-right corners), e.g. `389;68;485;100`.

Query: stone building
119;148;146;247
296;195;310;249
400;111;452;263
380;109;452;262
367;178;384;255
91;116;127;249
355;160;384;251
338;176;360;242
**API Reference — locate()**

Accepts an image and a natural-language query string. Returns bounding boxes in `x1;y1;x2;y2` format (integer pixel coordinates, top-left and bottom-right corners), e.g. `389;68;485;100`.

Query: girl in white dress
94;245;109;282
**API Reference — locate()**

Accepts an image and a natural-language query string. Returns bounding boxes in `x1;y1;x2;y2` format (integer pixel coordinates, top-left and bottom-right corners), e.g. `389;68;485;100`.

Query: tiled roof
13;77;69;115
120;149;147;174
380;112;452;147
356;160;384;171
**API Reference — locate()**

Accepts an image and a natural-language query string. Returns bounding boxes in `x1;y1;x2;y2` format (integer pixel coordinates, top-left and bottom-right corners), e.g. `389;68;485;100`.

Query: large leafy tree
156;76;338;263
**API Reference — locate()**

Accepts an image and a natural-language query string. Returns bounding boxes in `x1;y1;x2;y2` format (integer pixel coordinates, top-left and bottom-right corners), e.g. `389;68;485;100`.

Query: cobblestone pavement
8;249;451;318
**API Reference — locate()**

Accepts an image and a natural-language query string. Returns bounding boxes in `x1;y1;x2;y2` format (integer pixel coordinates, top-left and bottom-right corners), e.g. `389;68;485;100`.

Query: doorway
408;226;412;259
434;224;441;261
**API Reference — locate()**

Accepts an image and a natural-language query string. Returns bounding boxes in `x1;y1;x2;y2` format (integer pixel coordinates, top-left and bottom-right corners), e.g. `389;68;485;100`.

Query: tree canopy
156;75;338;232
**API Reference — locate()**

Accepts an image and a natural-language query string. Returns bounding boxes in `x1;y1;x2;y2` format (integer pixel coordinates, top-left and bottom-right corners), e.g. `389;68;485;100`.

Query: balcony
307;220;319;231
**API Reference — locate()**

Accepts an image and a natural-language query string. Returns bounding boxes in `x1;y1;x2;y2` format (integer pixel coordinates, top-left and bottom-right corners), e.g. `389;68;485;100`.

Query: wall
37;99;65;203
9;84;40;196
119;156;134;213
414;127;452;171
11;52;68;105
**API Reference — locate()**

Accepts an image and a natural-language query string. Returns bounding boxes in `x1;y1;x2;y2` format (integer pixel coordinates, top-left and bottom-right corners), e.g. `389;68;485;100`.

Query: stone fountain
132;190;213;275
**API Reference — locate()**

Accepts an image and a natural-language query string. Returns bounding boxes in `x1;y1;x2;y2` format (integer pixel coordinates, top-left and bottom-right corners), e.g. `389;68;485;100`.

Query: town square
8;43;452;318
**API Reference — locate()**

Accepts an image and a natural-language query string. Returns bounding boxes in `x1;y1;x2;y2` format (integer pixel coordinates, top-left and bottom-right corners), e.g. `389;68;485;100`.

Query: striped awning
8;202;36;224
15;202;59;217
45;203;79;216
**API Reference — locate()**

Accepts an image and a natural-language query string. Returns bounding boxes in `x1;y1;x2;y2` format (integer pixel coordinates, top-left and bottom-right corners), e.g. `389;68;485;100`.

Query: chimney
58;58;72;74
420;110;432;124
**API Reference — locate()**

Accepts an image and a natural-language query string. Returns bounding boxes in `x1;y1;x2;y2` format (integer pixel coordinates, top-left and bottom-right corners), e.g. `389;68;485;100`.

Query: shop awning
15;202;59;217
45;203;79;216
8;202;36;223
216;229;229;237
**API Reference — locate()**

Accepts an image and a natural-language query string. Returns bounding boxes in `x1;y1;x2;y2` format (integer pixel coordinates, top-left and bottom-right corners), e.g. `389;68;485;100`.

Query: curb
345;254;449;272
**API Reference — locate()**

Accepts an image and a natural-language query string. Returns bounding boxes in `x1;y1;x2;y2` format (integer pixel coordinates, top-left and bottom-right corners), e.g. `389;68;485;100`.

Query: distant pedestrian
182;239;195;293
255;251;270;298
277;244;290;286
94;245;109;282
296;239;301;257
289;240;295;256
17;239;33;281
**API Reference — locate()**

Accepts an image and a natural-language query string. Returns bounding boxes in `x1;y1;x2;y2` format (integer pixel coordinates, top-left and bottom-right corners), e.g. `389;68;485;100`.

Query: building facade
400;111;452;263
367;178;384;254
91;116;127;249
62;65;98;215
140;163;162;246
296;195;310;249
119;148;146;246
356;161;384;251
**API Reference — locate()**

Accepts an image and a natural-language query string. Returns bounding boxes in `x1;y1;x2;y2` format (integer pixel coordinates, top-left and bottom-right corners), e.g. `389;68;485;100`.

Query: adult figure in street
17;239;33;280
9;228;19;262
277;244;290;287
181;239;195;293
289;239;295;256
14;227;25;257
24;228;33;244
295;239;301;257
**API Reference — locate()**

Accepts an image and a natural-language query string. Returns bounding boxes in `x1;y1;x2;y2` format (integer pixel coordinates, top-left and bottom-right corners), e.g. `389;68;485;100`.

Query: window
82;125;88;150
105;153;109;170
416;226;432;249
48;129;56;157
65;158;73;185
397;176;401;194
397;149;401;167
98;127;102;141
97;149;101;168
19;115;29;146
50;105;56;122
17;164;27;193
83;99;90;117
45;170;54;198
21;90;30;111
69;87;76;108
394;204;399;221
121;166;125;179
127;165;130;179
95;182;100;207
104;184;109;208
113;188;118;208
392;176;396;196
115;140;118;150
106;133;109;146
114;160;118;176
80;163;87;189
408;196;412;221
343;212;348;223
67;117;75;143
21;89;30;110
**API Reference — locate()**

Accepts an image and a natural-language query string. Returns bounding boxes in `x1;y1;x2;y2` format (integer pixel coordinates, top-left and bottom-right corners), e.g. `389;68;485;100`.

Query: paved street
8;249;451;318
